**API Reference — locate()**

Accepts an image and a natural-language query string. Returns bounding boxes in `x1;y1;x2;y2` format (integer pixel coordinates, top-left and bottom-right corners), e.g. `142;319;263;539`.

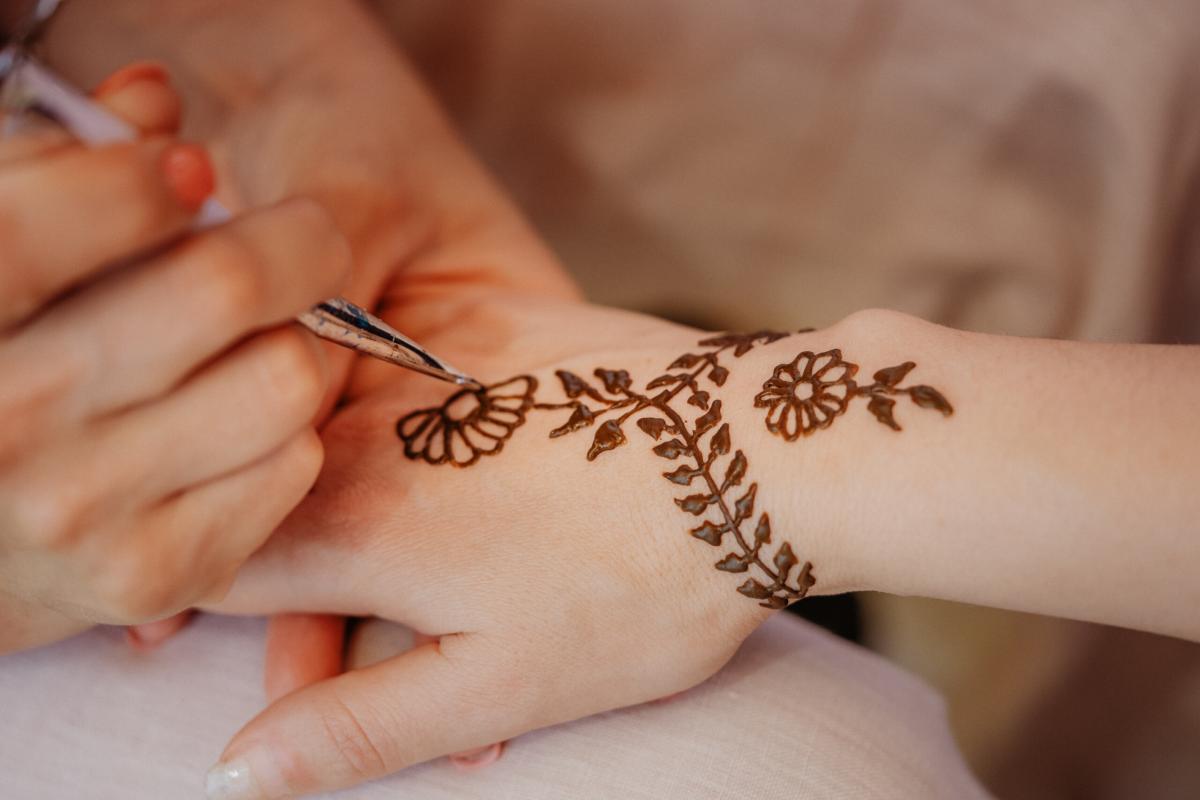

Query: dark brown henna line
655;399;782;586
395;330;825;606
754;349;952;438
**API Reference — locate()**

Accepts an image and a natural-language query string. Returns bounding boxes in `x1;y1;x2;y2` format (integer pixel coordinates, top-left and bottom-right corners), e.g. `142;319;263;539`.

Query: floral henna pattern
394;329;949;610
396;376;537;467
754;350;856;439
754;349;952;438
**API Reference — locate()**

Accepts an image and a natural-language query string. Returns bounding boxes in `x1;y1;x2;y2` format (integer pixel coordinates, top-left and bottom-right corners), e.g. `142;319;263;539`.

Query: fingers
136;429;327;616
0;136;212;327
264;614;346;702
18;197;350;420
91;61;182;135
92;325;327;501
207;636;520;799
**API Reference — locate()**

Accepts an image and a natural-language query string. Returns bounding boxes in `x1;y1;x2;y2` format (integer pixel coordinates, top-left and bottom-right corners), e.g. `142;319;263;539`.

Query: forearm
734;310;1199;639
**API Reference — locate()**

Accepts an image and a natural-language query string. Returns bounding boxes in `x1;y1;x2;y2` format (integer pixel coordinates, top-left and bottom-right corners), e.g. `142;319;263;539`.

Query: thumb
205;634;524;799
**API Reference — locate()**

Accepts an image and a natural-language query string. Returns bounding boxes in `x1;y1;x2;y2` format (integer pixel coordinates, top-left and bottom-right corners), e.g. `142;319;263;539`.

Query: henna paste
394;331;951;610
754;349;952;438
396;376;536;467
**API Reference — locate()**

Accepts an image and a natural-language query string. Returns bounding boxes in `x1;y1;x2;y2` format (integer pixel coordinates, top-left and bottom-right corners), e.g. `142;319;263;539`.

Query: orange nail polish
92;61;170;98
161;143;215;211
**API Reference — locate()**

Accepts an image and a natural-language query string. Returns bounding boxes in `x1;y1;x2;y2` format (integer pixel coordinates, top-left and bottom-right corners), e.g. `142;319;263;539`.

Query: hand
0;63;350;653
200;290;856;798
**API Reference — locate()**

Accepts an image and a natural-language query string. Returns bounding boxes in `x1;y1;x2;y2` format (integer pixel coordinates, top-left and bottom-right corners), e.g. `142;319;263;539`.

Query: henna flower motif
396;376;537;467
753;349;858;440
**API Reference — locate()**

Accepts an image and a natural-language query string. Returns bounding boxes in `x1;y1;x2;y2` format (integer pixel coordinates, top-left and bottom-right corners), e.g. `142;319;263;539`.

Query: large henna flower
753;349;858;440
396;376;537;467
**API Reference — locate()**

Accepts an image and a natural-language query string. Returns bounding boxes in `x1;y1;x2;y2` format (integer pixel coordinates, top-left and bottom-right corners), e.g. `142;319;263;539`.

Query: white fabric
0;613;987;799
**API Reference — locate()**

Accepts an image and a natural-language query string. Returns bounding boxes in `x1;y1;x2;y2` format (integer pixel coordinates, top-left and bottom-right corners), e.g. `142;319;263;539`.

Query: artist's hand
0;64;350;653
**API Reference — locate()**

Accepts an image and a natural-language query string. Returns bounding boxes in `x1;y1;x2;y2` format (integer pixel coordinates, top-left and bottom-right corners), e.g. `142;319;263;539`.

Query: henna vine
394;330;951;610
754;349;952;438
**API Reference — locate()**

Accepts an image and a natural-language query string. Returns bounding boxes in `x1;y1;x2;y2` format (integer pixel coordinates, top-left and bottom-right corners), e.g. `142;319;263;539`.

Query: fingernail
92;61;170;98
161;143;215;211
204;758;261;800
449;741;504;771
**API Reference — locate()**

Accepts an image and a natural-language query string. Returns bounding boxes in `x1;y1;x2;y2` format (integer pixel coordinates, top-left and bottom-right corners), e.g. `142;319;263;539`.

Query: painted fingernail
161;143;215;211
92;61;170;98
204;758;260;800
449;741;504;771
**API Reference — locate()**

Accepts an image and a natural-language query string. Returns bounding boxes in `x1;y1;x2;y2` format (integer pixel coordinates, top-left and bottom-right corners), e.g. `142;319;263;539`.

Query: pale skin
6;2;1199;800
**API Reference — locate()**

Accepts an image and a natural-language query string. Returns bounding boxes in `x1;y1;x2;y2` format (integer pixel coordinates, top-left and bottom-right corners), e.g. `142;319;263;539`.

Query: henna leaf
586;420;627;461
758;330;790;345
549;404;596;438
715;553;750;573
761;595;789;610
867;394;900;431
637;417;667;440
663;465;700;486
874;361;915;387
737;579;772;600
697;332;739;348
753;513;772;545
687;390;710;409
646;374;680;390
653;439;688;460
690;520;727;545
709;423;731;457
694;400;722;436
650;390;673;405
594;368;632;394
910;385;953;415
669;353;703;369
796;563;816;594
733;483;757;521
707;365;729;386
724;450;747;487
796;563;817;592
773;541;797;577
555;370;591;398
676;493;715;515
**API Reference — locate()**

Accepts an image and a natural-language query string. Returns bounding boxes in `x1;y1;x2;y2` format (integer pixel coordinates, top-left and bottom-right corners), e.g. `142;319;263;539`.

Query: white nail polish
205;758;259;799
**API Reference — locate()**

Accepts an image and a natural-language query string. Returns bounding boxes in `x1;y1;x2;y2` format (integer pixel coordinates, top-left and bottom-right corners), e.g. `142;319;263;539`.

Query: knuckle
275;198;352;291
93;550;177;623
257;331;327;419
194;231;267;326
285;429;325;487
317;694;391;781
117;147;181;242
5;478;91;550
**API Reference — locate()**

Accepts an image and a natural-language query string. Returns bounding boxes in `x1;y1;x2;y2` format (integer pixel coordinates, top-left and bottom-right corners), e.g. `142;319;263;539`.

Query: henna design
396;376;536;467
754;349;952;438
394;330;950;610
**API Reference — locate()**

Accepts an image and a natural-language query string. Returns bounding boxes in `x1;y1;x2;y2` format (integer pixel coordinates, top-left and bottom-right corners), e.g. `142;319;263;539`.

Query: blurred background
370;1;1200;797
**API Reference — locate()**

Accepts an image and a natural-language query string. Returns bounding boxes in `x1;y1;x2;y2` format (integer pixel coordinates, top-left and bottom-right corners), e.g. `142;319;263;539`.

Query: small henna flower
753;349;858;440
397;376;537;467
